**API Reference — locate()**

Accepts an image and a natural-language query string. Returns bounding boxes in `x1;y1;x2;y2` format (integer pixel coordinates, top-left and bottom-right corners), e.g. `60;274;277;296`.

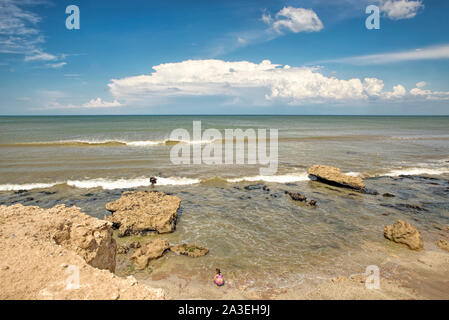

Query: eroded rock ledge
106;191;181;236
0;204;165;300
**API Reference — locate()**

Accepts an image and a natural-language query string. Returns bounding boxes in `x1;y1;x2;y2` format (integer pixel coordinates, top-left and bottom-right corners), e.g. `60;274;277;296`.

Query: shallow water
1;115;448;292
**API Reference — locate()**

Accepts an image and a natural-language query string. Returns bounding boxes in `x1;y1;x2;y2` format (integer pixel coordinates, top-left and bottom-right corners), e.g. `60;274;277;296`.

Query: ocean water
1;115;448;293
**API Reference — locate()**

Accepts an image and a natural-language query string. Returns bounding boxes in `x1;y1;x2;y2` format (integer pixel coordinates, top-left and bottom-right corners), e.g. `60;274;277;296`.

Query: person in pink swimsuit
214;268;224;286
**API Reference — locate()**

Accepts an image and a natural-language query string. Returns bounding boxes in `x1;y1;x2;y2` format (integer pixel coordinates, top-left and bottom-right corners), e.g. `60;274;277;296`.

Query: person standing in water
214;268;224;286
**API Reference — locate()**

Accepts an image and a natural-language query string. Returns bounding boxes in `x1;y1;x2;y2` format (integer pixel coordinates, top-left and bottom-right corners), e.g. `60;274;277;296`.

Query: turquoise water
0;115;448;293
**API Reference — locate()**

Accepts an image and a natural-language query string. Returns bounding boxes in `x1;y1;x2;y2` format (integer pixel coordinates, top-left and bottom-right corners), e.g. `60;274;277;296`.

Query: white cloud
264;7;324;34
383;84;407;99
82;98;123;108
320;44;449;65
380;0;423;20
0;0;66;66
34;98;124;110
108;59;430;105
0;0;45;54
24;50;58;62
410;87;449;100
45;62;67;69
237;37;246;44
416;81;427;88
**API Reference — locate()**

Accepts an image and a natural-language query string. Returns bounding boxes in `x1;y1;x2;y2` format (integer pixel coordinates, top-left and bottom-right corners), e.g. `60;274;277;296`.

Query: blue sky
1;0;449;115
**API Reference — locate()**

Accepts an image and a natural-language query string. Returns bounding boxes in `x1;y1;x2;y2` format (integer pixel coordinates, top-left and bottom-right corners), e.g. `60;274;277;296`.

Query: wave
381;167;449;177
66;176;201;189
0;139;217;148
0;182;62;191
226;173;310;183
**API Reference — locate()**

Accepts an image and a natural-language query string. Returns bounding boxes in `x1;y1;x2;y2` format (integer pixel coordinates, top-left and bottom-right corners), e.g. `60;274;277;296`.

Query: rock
131;239;170;270
170;244;209;258
285;191;307;202
117;241;141;254
307;200;317;207
384;220;424;250
150;177;157;185
244;184;265;191
106;191;181;236
307;165;365;191
382;193;395;198
117;245;129;254
0;204;165;300
436;239;449;252
129;241;141;249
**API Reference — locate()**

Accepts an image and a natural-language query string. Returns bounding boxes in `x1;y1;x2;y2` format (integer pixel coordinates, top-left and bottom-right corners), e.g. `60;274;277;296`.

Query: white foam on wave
382;167;449;177
0;182;62;191
227;173;310;183
345;172;361;177
66;176;201;189
125;140;165;146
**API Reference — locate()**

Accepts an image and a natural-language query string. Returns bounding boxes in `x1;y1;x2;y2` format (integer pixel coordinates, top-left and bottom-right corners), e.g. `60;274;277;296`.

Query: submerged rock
384;220;424;250
285;191;307;202
307;200;317;207
170;244;209;257
382;193;396;198
244;184;265;191
106;191;181;236
131;239;170;270
307;165;365;191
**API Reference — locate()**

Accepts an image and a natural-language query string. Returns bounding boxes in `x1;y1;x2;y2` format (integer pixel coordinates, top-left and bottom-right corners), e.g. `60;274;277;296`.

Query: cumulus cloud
410;87;449;100
108;59;419;105
82;98;123;108
264;7;324;34
320;44;449;65
380;0;423;20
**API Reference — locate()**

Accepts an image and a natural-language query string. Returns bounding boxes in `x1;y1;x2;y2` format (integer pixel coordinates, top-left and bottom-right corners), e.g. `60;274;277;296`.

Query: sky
0;0;449;115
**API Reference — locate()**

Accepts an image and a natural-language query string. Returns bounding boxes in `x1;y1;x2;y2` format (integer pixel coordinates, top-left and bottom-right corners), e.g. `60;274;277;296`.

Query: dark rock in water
262;186;270;192
14;190;28;195
286;191;307;202
23;197;34;202
244;184;265;191
39;191;56;195
285;183;298;187
150;177;157;185
308;200;317;207
380;203;427;212
383;193;396;198
82;193;95;197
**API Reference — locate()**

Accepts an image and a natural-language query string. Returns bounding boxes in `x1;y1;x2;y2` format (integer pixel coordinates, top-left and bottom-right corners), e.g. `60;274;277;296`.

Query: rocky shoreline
1;164;448;300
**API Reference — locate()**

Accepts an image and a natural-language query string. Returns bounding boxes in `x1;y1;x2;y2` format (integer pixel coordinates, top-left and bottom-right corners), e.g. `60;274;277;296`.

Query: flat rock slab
307;165;365;191
106;191;181;236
